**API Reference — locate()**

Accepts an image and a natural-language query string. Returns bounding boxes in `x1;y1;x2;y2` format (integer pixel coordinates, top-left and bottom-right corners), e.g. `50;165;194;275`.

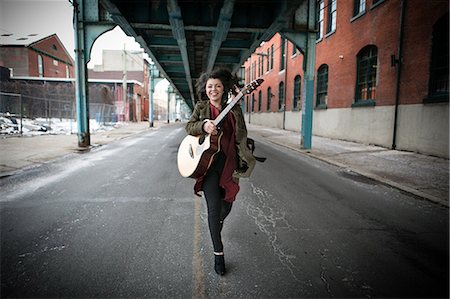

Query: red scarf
194;104;239;202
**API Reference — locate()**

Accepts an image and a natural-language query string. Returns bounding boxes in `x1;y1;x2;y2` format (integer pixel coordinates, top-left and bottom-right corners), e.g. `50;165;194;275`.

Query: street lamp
167;85;174;123
149;64;157;127
148;63;163;127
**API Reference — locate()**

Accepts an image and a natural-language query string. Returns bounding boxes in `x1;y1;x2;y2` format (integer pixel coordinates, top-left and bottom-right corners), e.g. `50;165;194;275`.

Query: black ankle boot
214;254;225;276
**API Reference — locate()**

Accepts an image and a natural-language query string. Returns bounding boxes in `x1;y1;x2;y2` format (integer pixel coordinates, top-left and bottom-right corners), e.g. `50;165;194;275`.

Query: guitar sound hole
199;135;205;145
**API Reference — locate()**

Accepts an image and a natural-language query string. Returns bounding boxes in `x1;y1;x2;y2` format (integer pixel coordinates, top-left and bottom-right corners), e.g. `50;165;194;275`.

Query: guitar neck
213;91;244;126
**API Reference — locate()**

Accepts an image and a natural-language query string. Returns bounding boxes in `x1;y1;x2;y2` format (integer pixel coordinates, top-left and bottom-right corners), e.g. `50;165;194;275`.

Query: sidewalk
0;121;155;178
1;122;448;207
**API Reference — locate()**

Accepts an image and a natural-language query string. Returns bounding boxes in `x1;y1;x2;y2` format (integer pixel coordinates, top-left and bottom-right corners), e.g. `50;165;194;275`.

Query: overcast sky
0;0;145;67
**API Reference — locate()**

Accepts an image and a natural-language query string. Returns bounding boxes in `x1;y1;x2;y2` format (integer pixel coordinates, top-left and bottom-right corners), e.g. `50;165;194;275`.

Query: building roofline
28;34;74;63
10;75;144;86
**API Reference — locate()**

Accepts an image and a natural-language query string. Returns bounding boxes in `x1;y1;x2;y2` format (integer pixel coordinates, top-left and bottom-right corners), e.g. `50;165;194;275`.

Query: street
1;123;448;298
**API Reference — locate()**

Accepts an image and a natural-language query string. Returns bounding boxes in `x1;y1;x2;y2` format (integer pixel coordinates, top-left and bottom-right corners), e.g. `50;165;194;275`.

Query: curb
258;136;449;208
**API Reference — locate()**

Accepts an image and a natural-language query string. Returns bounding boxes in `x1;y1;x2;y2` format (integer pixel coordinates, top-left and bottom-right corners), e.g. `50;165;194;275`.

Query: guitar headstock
243;78;264;94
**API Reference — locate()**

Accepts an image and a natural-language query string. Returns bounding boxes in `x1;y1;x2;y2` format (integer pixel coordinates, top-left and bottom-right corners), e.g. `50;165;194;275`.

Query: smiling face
206;78;224;108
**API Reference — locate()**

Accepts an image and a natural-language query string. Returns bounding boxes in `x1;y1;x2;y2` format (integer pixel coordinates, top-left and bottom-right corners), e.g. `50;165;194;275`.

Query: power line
122;50;146;69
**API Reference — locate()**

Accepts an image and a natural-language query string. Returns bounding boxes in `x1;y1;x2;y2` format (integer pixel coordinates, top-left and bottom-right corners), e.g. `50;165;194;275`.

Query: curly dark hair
195;68;240;105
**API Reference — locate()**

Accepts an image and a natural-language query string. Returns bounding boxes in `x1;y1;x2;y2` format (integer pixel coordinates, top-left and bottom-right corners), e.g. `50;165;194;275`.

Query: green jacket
185;100;256;179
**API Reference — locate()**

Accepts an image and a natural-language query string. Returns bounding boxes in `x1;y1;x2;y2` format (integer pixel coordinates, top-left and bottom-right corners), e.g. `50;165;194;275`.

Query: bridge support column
73;0;114;147
281;0;316;149
301;32;316;150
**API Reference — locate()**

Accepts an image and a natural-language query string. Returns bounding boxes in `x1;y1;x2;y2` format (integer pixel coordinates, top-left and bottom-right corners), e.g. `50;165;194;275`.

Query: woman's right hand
203;120;218;135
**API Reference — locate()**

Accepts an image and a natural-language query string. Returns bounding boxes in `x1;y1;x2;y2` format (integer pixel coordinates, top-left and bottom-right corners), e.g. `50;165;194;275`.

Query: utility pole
149;64;155;127
167;85;172;123
148;63;164;127
283;38;287;130
122;44;127;121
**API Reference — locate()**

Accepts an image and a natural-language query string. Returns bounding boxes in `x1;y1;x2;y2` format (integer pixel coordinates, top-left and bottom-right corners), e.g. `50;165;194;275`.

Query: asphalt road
1;123;448;298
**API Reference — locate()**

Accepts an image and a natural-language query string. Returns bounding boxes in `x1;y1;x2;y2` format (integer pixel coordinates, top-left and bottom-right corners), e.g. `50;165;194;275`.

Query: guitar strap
246;138;267;163
217;95;266;163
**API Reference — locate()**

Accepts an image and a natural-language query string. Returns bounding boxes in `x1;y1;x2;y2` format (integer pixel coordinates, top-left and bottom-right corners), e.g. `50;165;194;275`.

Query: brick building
243;0;448;158
0;42;152;123
88;49;150;122
0;34;74;78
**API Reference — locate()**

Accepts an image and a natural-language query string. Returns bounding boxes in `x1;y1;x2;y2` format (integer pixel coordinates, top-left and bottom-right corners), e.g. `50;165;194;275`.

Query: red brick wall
315;0;448;108
31;35;72;63
245;1;448;110
28;49;73;78
0;35;75;78
315;0;399;108
0;47;29;76
243;33;304;112
400;1;448;104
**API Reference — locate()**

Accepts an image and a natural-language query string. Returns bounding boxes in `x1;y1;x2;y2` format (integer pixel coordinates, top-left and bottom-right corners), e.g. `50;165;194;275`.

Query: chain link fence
0;91;117;135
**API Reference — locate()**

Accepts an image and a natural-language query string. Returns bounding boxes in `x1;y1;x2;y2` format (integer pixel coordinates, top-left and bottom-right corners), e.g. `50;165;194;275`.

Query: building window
428;13;449;100
317;0;324;40
267;48;270;71
267;87;272;111
270;45;274;70
259;55;264;76
258;90;262;112
240;66;245;86
251;94;255;112
252;61;256;80
353;0;366;17
327;0;337;34
355;45;378;102
293;75;301;110
280;36;286;71
52;44;58;51
246;96;250;112
38;54;43;77
316;64;328;107
278;82;285;111
257;56;261;77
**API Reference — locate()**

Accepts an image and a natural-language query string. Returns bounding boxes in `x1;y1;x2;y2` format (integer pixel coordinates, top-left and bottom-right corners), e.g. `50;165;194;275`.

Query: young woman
185;68;256;275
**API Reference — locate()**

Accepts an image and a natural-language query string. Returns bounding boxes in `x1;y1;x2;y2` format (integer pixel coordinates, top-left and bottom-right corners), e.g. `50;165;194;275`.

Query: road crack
245;183;312;289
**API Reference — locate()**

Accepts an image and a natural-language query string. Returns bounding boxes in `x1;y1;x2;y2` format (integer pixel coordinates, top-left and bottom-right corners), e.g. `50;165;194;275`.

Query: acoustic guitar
177;78;264;178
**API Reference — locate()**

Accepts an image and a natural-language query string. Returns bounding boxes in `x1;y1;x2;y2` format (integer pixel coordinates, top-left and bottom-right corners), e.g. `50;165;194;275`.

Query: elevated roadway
73;0;316;148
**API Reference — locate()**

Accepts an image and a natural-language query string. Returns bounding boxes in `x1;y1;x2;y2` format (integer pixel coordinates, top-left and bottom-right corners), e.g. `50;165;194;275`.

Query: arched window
258;90;262;112
316;64;328;107
267;87;272;111
251;93;255;112
428;13;449;100
355;45;377;102
293;75;301;110
278;81;285;111
38;55;43;77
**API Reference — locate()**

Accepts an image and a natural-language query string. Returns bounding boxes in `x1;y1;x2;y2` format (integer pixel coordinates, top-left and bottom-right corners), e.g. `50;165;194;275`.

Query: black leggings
202;152;233;252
